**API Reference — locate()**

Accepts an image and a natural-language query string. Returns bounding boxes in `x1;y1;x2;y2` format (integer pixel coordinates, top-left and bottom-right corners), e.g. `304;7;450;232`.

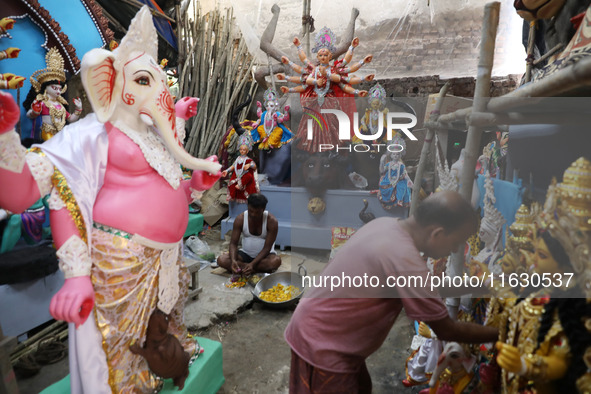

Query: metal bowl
251;266;307;309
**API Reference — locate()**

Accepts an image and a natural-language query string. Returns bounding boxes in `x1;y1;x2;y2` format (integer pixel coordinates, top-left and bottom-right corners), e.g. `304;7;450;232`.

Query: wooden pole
409;82;450;216
532;43;562;66
435;52;591;129
468;110;591;127
175;0;185;78
10;321;66;356
180;5;255;158
303;0;311;58
447;1;500;319
524;21;536;83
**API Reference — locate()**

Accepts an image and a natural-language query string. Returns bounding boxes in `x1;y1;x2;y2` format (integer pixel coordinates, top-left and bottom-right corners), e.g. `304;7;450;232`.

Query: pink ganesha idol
0;6;221;393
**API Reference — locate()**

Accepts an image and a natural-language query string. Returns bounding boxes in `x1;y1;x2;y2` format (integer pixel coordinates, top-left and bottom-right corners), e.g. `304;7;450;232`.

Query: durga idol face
46;83;63;100
317;48;332;65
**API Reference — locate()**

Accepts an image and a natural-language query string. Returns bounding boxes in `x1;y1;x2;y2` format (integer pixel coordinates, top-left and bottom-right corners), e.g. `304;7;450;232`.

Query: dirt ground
16;295;425;394
15;224;427;393
194;301;421;394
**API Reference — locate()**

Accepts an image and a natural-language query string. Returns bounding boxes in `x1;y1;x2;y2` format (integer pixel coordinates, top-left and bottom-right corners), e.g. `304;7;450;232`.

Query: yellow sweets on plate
259;283;301;303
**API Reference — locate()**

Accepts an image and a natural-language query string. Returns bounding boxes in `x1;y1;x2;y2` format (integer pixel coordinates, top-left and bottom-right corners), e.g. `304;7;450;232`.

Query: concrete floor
14;226;426;393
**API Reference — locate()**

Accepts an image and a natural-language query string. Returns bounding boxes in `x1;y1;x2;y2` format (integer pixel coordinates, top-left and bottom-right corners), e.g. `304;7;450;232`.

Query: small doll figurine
223;133;260;203
377;136;413;209
468;172;505;275
355;83;389;145
251;87;293;150
23;48;82;141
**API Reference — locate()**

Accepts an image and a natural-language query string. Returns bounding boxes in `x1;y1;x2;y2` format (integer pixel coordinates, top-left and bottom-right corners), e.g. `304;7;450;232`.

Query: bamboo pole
437;107;471;124
409;82;450;216
10;321;66;356
175;0;184;77
10;329;68;364
179;5;255;159
524;21;536;83
434;54;591;129
468;110;591;127
533;43;562;66
303;0;311;58
446;1;500;320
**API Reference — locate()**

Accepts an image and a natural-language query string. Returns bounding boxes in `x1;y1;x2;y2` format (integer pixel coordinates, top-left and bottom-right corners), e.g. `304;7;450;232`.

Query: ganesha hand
175;96;199;120
0;91;20;133
284;105;290;113
49;276;95;329
191;155;221;191
257;100;262;108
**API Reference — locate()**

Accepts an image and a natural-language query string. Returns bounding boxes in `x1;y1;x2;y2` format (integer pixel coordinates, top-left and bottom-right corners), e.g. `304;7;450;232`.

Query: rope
13;353;40;379
34;335;67;364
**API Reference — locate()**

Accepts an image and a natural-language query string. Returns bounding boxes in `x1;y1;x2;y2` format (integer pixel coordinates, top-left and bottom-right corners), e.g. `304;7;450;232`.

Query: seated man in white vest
217;193;281;275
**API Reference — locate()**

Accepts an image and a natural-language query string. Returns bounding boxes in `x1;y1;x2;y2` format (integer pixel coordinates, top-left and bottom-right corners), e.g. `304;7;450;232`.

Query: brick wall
355;6;521;80
361;74;521;98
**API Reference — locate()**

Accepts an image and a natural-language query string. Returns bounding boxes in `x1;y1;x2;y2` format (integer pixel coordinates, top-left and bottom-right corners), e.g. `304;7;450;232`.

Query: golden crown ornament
536;157;591;298
30;48;66;93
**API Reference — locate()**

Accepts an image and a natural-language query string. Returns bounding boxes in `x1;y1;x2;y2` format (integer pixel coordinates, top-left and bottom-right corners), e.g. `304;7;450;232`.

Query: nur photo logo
304;108;418;152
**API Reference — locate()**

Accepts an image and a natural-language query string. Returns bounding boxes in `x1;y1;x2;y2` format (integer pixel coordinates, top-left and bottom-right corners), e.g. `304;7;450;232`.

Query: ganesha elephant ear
81;49;119;123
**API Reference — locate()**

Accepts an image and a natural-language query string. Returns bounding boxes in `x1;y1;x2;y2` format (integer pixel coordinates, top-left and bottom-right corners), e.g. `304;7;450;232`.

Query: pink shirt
284;218;448;373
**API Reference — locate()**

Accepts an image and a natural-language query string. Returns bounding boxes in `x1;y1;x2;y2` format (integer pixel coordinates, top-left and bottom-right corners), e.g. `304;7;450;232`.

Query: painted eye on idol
135;76;150;86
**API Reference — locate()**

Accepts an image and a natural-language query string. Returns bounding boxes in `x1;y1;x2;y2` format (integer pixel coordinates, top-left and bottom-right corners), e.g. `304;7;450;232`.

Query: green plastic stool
40;337;224;393
184;213;204;238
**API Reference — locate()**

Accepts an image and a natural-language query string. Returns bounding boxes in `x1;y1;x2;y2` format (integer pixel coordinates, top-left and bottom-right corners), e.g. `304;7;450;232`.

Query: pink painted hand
0;91;20;133
49;276;95;329
175;96;199;120
191;155;222;191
